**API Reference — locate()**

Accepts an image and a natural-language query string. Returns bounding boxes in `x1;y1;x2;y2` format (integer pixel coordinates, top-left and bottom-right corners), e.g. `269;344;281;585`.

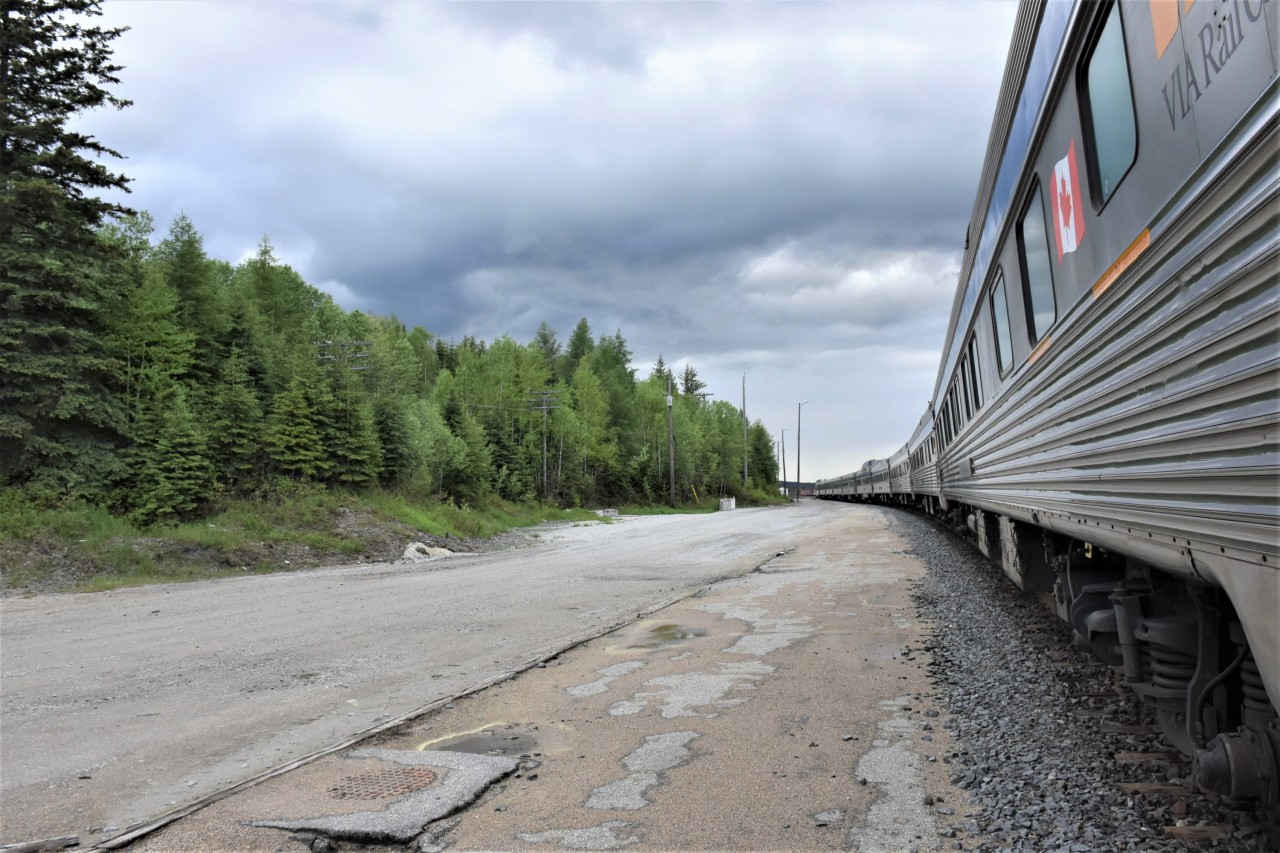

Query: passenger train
817;0;1279;803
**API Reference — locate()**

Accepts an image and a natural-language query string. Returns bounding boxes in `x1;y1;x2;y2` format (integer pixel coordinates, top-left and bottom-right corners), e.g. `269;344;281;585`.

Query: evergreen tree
0;0;133;493
650;354;672;385
326;394;382;487
131;386;214;524
591;331;640;497
563;318;593;381
373;396;414;486
680;364;707;397
263;378;325;479
210;345;264;490
532;321;561;369
154;213;227;383
235;238;324;394
434;338;457;374
109;264;195;438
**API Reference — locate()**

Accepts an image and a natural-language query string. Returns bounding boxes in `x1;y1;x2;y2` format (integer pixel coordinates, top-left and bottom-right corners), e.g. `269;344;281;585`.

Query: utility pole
780;428;787;499
741;372;748;486
528;389;562;498
795;401;803;501
667;375;676;505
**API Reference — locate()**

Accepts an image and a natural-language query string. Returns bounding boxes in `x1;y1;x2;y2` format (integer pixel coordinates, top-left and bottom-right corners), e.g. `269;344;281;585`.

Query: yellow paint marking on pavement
416;721;506;752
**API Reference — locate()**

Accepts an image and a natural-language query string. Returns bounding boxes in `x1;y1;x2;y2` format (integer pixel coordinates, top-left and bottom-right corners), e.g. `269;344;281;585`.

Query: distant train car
888;445;911;498
819;0;1279;802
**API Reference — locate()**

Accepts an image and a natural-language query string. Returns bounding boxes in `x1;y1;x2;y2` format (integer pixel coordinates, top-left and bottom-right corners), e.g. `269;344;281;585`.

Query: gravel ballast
885;507;1279;853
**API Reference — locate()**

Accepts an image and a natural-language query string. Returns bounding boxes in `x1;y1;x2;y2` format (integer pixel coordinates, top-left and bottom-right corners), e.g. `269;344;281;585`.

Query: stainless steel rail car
818;0;1279;803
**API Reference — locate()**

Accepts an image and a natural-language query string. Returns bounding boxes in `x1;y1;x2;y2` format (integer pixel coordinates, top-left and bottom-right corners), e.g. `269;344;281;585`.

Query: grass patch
427;496;600;539
363;492;453;537
0;491;138;545
1;487;611;595
0;480;775;595
616;500;720;515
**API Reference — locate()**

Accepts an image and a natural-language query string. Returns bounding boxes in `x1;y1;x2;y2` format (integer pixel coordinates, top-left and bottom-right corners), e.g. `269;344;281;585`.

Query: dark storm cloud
86;0;1018;477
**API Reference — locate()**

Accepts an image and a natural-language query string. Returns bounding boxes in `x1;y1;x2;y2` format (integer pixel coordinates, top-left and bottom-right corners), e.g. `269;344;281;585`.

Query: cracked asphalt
122;501;967;852
2;504;819;847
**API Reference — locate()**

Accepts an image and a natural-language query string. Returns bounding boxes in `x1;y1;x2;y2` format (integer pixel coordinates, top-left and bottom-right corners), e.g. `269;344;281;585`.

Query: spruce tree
650;353;670;384
210;345;264;490
563;318;593;382
373;396;413;486
531;321;561;369
680;364;707;397
131;386;214;524
110;265;195;439
263;378;325;480
155;213;227;384
326;393;382;487
0;0;133;493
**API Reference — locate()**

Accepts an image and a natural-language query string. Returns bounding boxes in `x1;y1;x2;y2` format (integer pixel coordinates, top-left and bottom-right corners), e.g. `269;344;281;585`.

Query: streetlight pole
796;400;808;502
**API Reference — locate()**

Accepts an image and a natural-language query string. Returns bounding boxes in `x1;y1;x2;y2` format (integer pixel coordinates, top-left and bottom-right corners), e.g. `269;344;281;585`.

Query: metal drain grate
328;766;438;800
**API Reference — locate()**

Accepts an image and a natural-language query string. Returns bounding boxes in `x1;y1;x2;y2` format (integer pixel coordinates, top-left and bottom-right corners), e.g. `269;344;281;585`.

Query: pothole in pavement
628;623;707;649
422;724;539;756
605;620;709;654
757;561;815;573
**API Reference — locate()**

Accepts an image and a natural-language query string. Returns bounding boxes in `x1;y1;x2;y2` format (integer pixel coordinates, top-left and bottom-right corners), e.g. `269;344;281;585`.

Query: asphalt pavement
1;504;824;848
120;503;968;852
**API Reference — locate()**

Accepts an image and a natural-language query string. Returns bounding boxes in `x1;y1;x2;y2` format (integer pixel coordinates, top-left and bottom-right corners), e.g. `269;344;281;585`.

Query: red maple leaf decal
1058;171;1072;228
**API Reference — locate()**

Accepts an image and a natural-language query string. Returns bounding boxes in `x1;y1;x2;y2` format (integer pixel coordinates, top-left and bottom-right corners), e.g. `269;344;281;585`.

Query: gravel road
0;505;819;846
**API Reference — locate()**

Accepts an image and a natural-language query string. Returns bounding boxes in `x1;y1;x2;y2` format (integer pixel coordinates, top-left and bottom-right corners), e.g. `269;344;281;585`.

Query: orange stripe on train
1092;230;1153;300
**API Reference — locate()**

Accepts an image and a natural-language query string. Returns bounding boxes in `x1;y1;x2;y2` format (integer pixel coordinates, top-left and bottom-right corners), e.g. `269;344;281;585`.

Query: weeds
0;488;608;594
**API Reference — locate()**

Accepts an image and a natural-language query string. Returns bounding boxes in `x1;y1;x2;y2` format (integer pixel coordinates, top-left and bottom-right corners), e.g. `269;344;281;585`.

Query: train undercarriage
838;493;1280;807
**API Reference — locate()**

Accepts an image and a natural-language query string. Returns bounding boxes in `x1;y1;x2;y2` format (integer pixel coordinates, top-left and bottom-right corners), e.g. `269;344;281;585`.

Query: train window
968;336;983;408
990;274;1013;375
1082;2;1137;205
1017;183;1056;343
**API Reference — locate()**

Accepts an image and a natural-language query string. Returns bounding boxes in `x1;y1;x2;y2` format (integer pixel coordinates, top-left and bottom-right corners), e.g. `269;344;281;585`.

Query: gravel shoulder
892;508;1279;852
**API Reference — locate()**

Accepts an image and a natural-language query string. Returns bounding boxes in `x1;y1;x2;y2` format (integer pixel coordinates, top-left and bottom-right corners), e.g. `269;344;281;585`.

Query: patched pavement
124;506;969;851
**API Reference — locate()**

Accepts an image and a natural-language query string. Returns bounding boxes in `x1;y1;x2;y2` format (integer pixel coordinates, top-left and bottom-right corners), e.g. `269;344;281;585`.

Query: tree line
0;0;779;522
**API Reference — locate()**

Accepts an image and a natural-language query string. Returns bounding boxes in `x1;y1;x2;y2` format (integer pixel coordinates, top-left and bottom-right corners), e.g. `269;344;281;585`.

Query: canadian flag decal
1052;139;1086;262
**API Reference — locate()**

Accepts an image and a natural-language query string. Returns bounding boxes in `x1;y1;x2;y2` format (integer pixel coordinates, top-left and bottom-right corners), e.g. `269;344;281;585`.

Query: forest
0;0;780;529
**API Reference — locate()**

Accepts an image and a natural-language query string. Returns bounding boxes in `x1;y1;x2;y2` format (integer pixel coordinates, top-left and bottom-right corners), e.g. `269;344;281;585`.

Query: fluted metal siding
936;99;1279;704
939;106;1278;566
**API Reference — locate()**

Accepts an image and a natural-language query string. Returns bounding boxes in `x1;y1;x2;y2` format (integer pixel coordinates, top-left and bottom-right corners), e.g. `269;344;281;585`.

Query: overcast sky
84;0;1019;481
